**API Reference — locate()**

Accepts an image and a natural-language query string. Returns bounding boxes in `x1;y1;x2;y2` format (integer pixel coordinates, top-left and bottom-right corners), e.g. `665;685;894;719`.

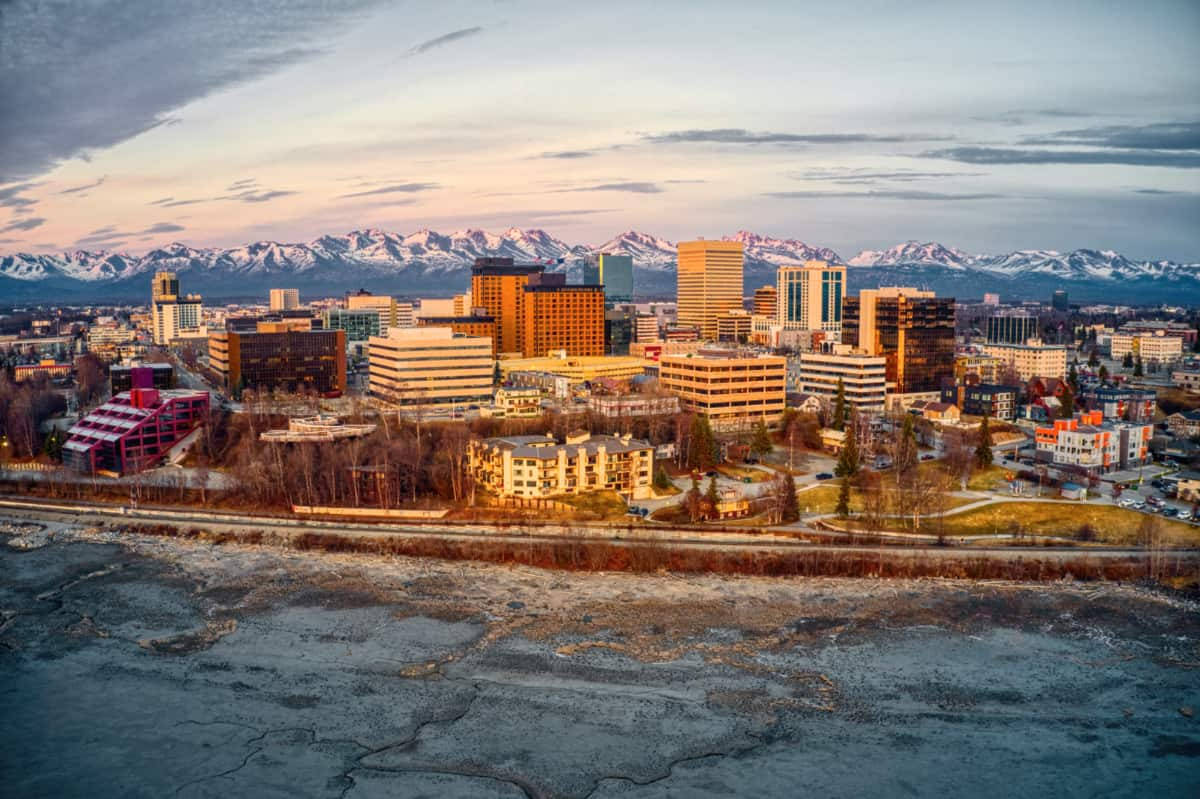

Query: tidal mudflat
1;519;1197;798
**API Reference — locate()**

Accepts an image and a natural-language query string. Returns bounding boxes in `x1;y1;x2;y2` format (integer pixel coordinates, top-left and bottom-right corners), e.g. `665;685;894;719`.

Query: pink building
63;368;208;475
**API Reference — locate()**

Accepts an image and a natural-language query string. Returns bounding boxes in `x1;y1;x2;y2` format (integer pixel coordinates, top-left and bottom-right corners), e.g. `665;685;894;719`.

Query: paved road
3;497;1195;562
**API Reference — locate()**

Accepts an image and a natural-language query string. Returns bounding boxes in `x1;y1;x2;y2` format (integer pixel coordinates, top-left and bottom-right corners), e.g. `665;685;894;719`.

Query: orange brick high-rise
522;274;604;358
470;257;542;356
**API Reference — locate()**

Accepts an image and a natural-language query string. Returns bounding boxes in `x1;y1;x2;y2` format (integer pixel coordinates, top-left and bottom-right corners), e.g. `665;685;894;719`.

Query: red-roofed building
63;372;208;475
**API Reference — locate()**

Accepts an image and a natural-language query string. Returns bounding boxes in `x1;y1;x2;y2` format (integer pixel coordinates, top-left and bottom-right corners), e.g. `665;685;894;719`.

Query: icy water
1;520;1198;798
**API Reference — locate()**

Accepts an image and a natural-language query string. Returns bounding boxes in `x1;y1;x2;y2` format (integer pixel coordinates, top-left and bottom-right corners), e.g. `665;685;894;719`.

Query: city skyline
1;0;1198;262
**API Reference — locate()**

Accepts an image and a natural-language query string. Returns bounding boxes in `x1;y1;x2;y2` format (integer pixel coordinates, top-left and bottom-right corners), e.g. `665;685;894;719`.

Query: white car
1178;512;1192;522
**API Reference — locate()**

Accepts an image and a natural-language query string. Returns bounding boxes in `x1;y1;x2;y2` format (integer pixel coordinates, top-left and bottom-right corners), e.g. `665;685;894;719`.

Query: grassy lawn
797;481;976;516
718;464;772;483
914;502;1199;545
550;490;629;521
962;464;1009;491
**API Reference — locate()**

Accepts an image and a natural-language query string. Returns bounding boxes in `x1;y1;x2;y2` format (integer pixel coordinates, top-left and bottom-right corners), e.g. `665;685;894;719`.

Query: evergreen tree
686;476;702;522
750;418;773;457
653;464;672;491
832;379;846;431
897;413;918;474
1087;347;1099;367
835;476;851;518
835;418;859;478
1098;364;1108;383
1060;385;1075;417
975;412;993;469
705;475;720;506
1133;357;1144;377
1122;352;1134;369
687;415;719;470
780;472;799;522
492;361;502;386
1067;362;1079;393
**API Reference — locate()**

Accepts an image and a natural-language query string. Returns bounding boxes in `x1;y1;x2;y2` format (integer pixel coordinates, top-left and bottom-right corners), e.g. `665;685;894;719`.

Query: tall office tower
150;271;204;345
753;285;777;318
776;260;846;337
470;257;544;355
676;240;744;341
522;273;605;357
842;287;955;394
986;313;1039;345
269;288;300;311
1051;290;1069;311
583;253;634;304
604;308;635;355
153;271;180;302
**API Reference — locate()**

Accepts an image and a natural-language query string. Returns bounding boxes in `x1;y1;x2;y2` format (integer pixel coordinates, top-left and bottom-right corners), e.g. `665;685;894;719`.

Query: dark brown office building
209;321;346;396
842;289;955;394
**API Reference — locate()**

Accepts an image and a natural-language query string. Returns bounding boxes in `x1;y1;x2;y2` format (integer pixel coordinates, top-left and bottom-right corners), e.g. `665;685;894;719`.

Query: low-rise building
469;431;654;500
954;354;1002;384
1166;410;1200;439
588;393;681;418
962;384;1018;420
1172;369;1200;392
715;309;752;343
629;340;703;362
909;400;961;423
492;386;542;418
794;347;887;412
63;386;209;475
659;350;786;430
111;363;175;393
497;353;650;385
13;359;72;382
1035;410;1152;475
369;326;494;411
259;415;376;442
1111;330;1183;365
1080;386;1156;422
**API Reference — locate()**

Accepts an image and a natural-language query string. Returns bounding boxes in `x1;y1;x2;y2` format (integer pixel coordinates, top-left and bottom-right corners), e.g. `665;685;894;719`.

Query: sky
1;0;1198;261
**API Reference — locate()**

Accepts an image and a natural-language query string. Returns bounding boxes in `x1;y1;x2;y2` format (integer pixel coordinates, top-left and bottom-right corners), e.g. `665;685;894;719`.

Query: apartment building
842;287;955;394
209;320;346;395
954;354;1003;384
1035;410;1152;475
1080;386;1156;422
1111;330;1183;365
962;383;1018;420
982;342;1067;381
469;431;654;500
492;386;542;418
794;347;887;412
776;261;845;337
676;240;744;341
368;326;493;411
269;288;300;311
1173;369;1200;392
659;350;786;430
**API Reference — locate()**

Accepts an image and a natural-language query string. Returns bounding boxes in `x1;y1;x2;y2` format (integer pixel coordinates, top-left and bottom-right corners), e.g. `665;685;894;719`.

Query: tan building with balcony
469;431;654;500
659;350;786;430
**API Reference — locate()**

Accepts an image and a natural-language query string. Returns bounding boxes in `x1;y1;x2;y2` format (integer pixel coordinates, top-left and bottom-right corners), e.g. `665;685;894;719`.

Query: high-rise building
323;308;383;342
269;288;300;311
369;326;494;411
986;313;1039;345
659;350;786;430
150;271;204;345
345;291;411;332
471;257;544;355
1052;290;1069;311
753;285;777;318
842;287;955;394
583;253;634;304
209;320;346;395
776;261;846;337
604;308;635;355
676;240;744;341
634;314;659;342
522;274;605;358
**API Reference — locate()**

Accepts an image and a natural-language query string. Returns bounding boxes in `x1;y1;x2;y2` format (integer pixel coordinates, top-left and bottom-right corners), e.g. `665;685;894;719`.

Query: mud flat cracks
1;519;1198;797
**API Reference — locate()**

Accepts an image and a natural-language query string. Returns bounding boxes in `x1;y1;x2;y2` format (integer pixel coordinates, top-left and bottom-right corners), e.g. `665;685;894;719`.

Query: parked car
1162;507;1178;517
1178;512;1192;522
1133;502;1146;510
816;472;834;480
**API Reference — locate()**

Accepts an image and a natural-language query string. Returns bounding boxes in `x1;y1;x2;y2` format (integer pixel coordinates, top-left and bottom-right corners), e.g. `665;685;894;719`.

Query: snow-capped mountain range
1;228;1196;302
